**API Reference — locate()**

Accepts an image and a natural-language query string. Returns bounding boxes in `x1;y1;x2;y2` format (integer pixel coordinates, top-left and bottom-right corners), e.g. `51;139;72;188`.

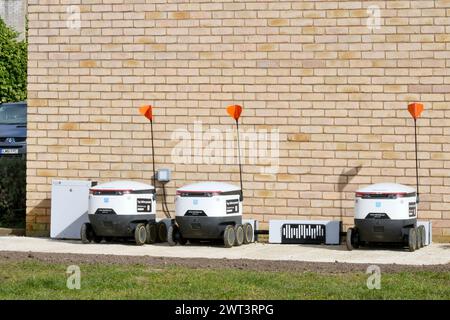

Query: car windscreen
0;105;26;125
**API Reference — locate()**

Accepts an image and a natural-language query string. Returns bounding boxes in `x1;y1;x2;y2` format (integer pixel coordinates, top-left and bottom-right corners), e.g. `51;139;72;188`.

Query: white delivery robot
348;183;425;250
85;180;157;245
169;105;254;247
346;103;427;251
173;181;253;247
80;105;161;245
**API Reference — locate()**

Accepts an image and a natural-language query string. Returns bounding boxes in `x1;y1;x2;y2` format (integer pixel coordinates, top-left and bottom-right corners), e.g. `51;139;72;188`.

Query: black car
0;101;27;157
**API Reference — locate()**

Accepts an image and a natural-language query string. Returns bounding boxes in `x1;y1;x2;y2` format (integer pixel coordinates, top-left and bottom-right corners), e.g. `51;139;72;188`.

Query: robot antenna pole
150;119;156;188
414;118;420;205
236;120;244;201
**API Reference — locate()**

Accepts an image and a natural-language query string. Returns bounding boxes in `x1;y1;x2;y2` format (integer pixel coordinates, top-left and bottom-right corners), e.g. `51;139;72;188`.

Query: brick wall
27;0;450;241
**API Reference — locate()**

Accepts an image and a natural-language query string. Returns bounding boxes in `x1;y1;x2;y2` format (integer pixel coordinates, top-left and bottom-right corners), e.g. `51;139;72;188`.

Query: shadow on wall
26;198;51;237
337;165;362;224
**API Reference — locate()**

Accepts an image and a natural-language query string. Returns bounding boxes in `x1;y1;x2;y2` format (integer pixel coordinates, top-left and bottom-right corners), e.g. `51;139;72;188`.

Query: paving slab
0;236;449;266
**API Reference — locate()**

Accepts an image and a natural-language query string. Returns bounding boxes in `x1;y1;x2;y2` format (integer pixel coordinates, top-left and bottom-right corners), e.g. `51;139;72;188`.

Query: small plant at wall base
0;157;26;228
0;17;27;103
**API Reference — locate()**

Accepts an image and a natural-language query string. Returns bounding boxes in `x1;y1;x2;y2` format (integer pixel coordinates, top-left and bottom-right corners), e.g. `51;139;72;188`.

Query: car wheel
353;229;360;249
346;227;358;251
243;223;254;244
145;222;157;244
134;223;147;246
419;225;426;248
408;228;417;252
418;226;425;249
234;225;244;247
157;221;168;243
223;225;236;248
167;224;177;246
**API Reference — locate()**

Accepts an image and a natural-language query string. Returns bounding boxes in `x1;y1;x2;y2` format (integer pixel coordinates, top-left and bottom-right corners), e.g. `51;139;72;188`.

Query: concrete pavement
0;236;449;265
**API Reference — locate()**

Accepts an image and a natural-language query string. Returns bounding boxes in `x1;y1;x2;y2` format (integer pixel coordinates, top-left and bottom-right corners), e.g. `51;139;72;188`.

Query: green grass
0;261;448;299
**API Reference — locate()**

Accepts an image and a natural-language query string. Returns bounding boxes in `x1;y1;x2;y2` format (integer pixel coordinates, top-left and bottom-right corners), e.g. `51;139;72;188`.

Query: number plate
1;149;19;154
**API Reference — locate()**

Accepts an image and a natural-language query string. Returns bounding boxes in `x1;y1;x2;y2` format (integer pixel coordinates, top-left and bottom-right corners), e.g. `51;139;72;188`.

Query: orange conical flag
226;105;243;121
408;102;424;120
139;105;153;121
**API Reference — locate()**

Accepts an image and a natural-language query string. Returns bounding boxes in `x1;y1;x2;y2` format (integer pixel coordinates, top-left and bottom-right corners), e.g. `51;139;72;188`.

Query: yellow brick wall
27;0;450;241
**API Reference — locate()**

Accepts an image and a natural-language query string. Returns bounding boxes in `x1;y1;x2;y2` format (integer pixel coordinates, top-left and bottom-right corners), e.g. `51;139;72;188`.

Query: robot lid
356;183;416;197
90;180;155;194
176;181;241;196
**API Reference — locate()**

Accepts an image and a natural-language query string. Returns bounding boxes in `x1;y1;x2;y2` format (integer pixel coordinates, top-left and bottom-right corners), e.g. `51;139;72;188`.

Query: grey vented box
269;220;341;245
417;221;432;245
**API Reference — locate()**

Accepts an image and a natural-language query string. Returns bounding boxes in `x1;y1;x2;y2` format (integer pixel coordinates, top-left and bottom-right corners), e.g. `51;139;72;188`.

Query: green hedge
0;157;26;228
0;18;27;228
0;17;27;103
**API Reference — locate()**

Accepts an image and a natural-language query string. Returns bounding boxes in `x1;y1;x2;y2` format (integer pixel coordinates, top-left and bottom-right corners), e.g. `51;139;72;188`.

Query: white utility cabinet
50;180;94;239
